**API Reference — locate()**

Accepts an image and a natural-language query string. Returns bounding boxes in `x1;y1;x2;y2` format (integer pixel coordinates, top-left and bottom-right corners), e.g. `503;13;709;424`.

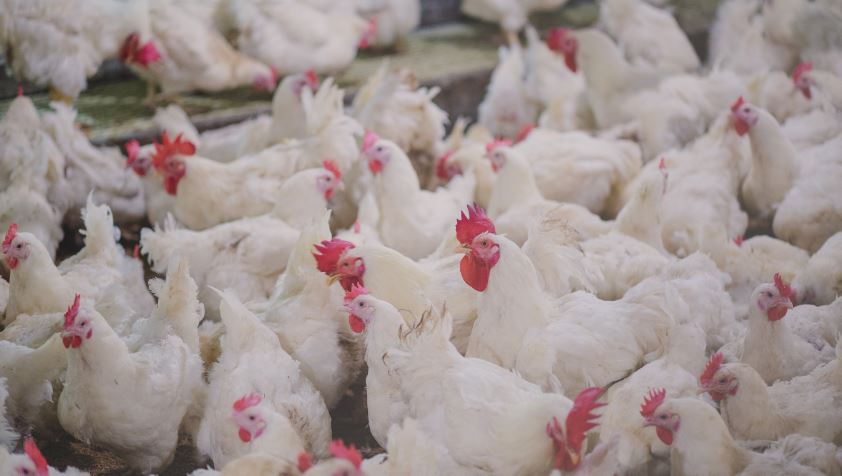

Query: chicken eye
249;415;255;421
16;243;21;249
358;302;364;307
376;146;383;152
765;291;773;298
718;378;726;384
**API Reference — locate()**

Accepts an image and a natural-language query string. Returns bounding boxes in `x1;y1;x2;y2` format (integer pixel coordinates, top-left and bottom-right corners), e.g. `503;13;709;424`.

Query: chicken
709;234;809;319
356;0;420;50
597;0;700;74
746;67;815;124
432;120;496;209
598;324;706;474
141;162;341;319
124;139;176;226
312;232;478;357
0;94;69;259
0;335;65;438
708;0;797;76
197;290;331;468
477;43;540;139
217;0;371;76
722;277;833;384
773;128;842;253
126;0;276;101
731;98;799;220
0;439;89;476
525;27;591;132
460;0;570;44
568;28;666;129
792;231;842;305
486;144;613;246
351;65;448;161
624;113;749;257
154;71;321;163
0;381;11;451
3;198;154;329
189;453;297;476
346;287;614;475
458;207;674;395
514;127;642;214
361;132;474;260
787;0;842;77
700;342;842;444
58;277;204;474
39;103;147;225
523;162;670;299
640;391;841;476
621;70;746;161
0;0;157;102
259;212;364;409
147;133;295;230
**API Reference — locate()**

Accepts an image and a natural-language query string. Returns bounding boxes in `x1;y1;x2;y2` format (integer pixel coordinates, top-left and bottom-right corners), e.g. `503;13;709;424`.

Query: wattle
238;429;252;443
163;175;180;195
62;335;82;349
564;54;577;73
368;159;383;174
339;276;363;293
656;427;674;445
708;390;726;402
5;256;18;269
767;306;788;321
460;254;492;292
733;118;750;136
348;314;366;333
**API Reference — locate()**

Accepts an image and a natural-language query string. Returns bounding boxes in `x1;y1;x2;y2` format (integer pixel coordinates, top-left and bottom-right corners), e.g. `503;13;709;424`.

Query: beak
773;296;794;309
642;416;657;428
567;450;580;467
456;242;471;254
326;274;340;285
697;387;710;395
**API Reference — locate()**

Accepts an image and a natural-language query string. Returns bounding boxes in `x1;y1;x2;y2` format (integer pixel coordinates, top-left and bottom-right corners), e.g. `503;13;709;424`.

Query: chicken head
2;224;28;269
343;285;374;334
546;28;578;72
698;352;738;401
457;205;499;291
151;132;196;195
753;274;795;322
313;239;362;291
62;294;92;349
232;393;268;443
641;388;677;445
362;131;389;174
119;33;161;68
730;97;758;136
792;62;814;100
317;160;344;201
485;139;512;172
547;387;606;472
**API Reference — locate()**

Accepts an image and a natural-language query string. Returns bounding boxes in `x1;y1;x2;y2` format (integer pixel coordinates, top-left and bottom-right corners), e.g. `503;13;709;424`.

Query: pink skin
316;171;344;201
460;233;501;292
487;149;506;173
127;152;152;177
344;296;376;334
233;406;267;443
292;72;320;97
700;368;740;402
365;141;390;175
358;18;377;49
61;312;93;349
161;156;187;195
333;254;366;292
546;29;578;73
642;410;680;445
253;68;278;93
3;236;30;269
794;74;814;100
756;284;793;321
731;103;758;136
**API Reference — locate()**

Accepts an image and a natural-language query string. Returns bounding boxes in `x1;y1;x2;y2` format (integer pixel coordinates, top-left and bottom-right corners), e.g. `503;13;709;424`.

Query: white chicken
0;439;89;476
361;132;473;260
0;0;156;102
125;0;276;100
140;162;341;319
460;0;570;44
351;65;448;160
792;231;842;305
477;43;540;140
153;71;321;163
197;289;331;468
641;391;842;475
355;0;420;50
217;0;370;76
700;342;842;444
485;144;613;246
58;269;204;474
597;0;700;74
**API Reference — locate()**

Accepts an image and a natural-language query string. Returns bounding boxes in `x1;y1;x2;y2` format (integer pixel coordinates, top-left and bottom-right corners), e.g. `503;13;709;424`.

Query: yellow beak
326;274;340;285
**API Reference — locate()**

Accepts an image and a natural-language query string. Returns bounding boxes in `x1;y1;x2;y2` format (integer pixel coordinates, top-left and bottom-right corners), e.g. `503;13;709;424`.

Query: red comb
135;40;161;66
362;130;379;154
297;452;313;472
2;223;17;253
733;235;743;246
133;244;140;259
125;140;140;167
233;393;262;412
456;204;496;245
329;440;362;469
565;387;605;449
23;439;49;476
731;96;745;113
658;158;666;170
353;221;361;234
640;388;666;418
435;151;454;180
792;62;813;83
774;273;796;303
64;294;81;330
323;160;342;181
515;123;534;143
151;132;196;171
313;239;355;274
344;283;369;304
305;69;319;90
17;85;23;97
699;352;723;386
485;139;512;155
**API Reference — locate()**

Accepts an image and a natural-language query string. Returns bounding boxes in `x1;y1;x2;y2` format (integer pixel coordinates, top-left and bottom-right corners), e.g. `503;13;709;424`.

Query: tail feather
140;214;185;273
213;287;277;355
153;257;204;353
